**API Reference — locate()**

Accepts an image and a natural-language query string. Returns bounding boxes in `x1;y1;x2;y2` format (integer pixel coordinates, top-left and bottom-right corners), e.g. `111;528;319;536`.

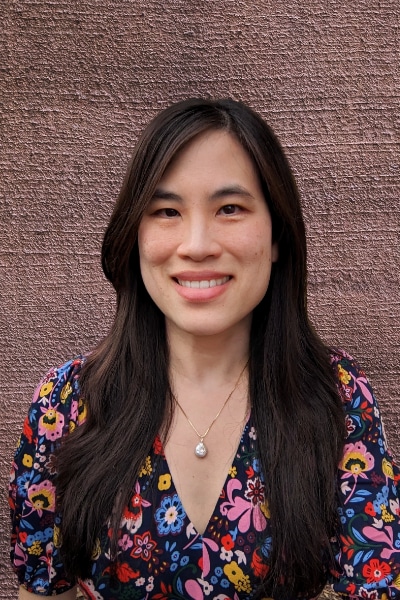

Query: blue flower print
17;472;32;497
154;493;186;536
261;536;272;558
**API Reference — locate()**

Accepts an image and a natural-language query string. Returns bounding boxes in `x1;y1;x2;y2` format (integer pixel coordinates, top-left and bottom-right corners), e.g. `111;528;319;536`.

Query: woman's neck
167;322;250;391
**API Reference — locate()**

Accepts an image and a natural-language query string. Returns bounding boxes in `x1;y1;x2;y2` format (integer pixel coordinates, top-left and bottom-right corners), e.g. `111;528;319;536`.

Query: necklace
172;361;248;459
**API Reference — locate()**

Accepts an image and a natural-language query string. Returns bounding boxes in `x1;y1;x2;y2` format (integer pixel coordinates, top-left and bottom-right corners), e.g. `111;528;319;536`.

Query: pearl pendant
195;441;207;458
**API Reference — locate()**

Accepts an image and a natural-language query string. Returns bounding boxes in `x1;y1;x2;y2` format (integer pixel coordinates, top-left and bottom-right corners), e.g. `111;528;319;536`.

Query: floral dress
9;351;400;599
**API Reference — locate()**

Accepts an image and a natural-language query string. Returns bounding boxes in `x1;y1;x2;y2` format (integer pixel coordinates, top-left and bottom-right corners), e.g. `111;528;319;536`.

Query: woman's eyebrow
151;185;254;202
151;188;182;201
210;185;254;200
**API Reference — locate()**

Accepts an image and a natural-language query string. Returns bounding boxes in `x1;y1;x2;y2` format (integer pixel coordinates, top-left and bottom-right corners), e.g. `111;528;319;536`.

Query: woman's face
138;129;278;340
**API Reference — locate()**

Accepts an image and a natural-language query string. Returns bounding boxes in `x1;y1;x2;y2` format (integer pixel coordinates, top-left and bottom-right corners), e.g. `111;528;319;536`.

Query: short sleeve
9;357;86;595
329;351;400;599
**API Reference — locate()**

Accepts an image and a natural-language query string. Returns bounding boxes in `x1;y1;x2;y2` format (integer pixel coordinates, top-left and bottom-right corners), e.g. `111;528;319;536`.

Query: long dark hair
56;98;346;597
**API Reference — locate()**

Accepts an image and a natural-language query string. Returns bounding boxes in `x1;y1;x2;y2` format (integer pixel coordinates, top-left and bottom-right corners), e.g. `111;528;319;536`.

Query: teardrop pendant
195;441;207;458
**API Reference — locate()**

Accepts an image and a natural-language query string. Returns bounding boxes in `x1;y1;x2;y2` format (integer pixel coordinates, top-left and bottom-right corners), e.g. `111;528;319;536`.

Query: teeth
177;276;230;288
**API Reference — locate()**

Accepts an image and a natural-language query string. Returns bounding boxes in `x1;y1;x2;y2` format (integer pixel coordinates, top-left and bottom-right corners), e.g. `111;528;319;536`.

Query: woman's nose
176;218;222;261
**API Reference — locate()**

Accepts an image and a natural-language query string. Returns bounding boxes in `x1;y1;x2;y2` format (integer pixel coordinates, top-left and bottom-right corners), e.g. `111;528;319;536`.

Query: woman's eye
156;208;180;218
219;204;241;215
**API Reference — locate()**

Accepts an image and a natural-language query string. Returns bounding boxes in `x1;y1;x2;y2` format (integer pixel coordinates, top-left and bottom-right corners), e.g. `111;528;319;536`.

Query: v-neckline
158;414;251;537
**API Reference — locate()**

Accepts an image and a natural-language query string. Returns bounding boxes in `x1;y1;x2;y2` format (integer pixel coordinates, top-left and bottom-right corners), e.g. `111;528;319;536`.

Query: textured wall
1;1;399;595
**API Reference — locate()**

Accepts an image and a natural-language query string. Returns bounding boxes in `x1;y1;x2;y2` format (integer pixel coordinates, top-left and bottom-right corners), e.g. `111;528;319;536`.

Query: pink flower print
70;399;79;422
339;441;374;504
353;374;375;405
27;480;56;516
201;536;219;576
118;534;134;551
362;525;399;560
130;531;157;561
38;406;64;441
220;478;266;533
13;539;29;568
184;578;203;600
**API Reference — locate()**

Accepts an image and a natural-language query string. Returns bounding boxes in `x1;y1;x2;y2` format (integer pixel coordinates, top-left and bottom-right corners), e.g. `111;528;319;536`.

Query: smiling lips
176;276;230;289
172;274;232;302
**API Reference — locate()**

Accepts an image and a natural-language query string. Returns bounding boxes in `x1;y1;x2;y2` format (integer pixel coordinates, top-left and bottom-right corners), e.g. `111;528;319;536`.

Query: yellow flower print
28;480;56;512
78;398;87;424
28;540;43;555
91;538;101;560
139;456;152;477
228;466;237;478
381;504;395;523
22;454;33;468
224;562;252;593
382;458;394;479
340;442;374;477
261;500;271;518
223;560;243;581
337;365;351;385
39;408;64;441
60;382;72;402
40;382;54;397
393;573;400;588
54;525;62;548
158;474;171;491
236;575;252;593
69;420;76;433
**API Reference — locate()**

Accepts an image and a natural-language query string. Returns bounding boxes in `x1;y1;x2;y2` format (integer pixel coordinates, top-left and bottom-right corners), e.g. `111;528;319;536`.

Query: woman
10;98;400;600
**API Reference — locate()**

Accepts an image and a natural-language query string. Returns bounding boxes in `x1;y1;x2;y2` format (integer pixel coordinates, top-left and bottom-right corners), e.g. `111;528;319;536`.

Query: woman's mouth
175;276;231;289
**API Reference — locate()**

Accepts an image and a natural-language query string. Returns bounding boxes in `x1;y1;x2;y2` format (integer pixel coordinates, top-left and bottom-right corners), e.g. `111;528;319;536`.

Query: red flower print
340;534;355;559
359;590;378;599
346;583;357;595
365;502;376;517
131;531;157;561
124;493;143;521
221;533;234;550
23;417;34;444
360;401;373;423
245;466;255;478
362;558;391;583
371;472;385;487
115;562;140;583
244;477;265;506
251;547;269;578
153;436;163;455
345;415;356;434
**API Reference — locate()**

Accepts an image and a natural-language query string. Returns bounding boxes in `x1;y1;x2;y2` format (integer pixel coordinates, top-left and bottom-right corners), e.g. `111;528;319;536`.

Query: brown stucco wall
1;1;399;595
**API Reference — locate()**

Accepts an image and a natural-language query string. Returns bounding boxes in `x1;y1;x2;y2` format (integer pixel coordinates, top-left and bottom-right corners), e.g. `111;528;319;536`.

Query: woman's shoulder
38;355;86;387
329;348;374;402
329;347;362;369
328;348;385;433
24;355;88;443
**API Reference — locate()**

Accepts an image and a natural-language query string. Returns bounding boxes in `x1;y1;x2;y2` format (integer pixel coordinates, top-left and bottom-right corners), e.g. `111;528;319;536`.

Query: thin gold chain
172;360;248;441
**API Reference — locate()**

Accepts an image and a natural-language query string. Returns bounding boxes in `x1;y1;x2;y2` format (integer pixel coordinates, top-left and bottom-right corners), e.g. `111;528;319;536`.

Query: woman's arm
19;587;77;599
330;353;400;598
10;359;85;596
